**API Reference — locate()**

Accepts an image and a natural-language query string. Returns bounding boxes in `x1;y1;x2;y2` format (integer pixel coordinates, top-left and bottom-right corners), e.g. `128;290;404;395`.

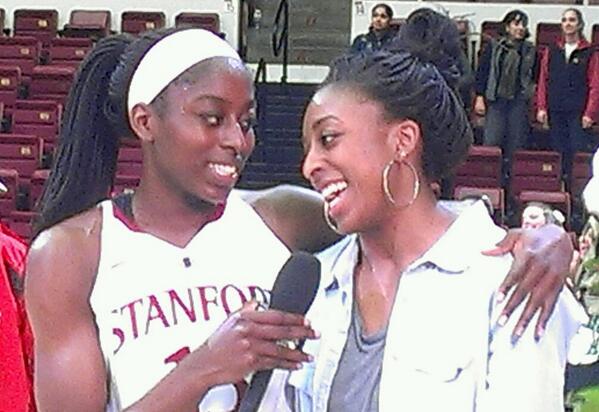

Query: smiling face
505;18;526;40
561;10;581;37
301;85;403;234
371;6;391;32
142;57;255;208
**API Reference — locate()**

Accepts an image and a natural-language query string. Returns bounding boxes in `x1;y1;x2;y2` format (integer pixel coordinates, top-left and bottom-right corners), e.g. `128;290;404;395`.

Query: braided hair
34;29;180;238
323;10;473;181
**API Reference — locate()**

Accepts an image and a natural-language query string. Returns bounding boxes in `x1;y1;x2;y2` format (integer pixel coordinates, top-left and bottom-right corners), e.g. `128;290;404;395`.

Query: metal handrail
254;57;267;83
271;0;289;83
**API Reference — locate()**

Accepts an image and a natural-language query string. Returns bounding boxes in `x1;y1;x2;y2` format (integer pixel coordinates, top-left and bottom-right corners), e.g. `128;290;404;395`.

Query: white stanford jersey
90;191;290;411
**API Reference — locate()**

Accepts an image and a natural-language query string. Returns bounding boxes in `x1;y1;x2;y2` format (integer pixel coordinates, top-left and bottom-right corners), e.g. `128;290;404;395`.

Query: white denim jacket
283;202;587;412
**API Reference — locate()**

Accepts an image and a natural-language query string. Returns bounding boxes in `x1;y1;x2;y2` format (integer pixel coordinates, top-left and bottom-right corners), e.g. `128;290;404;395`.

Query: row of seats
0;9;221;42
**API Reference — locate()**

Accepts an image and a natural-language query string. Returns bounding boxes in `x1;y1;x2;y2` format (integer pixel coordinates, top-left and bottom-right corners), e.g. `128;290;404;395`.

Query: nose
301;144;324;183
223;120;252;158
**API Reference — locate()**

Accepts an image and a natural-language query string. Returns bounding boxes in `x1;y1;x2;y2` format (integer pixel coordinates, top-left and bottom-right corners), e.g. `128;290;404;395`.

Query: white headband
127;28;241;112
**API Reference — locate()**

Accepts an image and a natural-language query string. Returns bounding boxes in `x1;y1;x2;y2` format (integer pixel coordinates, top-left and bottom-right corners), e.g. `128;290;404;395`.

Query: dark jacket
537;38;599;121
350;27;398;53
475;38;537;101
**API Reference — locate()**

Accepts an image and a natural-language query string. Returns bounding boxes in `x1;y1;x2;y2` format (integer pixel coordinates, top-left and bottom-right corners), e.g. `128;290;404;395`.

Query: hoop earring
323;202;342;234
382;159;420;209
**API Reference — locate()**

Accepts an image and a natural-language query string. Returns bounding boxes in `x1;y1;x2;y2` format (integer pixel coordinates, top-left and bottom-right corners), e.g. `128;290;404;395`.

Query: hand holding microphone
180;252;321;410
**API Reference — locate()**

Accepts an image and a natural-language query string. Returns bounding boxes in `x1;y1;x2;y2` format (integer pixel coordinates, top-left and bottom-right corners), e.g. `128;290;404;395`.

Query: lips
320;180;348;216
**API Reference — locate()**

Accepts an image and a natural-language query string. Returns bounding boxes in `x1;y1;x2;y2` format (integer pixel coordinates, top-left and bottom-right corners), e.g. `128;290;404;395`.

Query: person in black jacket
351;3;398;53
475;10;536;180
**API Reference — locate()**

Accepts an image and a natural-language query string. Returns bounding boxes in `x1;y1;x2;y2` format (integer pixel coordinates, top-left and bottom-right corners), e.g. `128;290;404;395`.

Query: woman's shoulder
27;206;103;299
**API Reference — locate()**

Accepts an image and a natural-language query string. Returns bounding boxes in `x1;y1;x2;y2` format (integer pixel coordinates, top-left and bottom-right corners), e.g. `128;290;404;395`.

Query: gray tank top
327;301;388;411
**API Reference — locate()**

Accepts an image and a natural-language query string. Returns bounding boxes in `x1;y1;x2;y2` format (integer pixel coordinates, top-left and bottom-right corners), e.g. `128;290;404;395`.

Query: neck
133;171;221;247
564;33;580;44
358;188;455;276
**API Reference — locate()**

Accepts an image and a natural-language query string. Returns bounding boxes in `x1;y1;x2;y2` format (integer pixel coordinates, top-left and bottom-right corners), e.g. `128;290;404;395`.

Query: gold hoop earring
382;159;420;209
323;202;342;234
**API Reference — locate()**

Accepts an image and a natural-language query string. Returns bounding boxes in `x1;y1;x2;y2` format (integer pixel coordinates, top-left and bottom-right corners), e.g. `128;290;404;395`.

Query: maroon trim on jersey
111;200;227;233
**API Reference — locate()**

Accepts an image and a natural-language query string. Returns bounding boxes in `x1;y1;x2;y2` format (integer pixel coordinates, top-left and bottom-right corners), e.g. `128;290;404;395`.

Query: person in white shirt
284;9;587;412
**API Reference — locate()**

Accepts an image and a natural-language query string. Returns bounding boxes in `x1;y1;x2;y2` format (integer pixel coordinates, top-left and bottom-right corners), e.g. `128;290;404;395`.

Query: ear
128;103;158;144
388;119;421;162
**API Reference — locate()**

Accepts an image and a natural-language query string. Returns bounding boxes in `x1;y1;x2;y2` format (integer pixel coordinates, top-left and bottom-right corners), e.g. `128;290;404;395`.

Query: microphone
238;251;321;412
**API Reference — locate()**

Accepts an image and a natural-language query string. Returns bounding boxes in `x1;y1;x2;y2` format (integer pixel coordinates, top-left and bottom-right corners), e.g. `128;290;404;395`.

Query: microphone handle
238;370;273;412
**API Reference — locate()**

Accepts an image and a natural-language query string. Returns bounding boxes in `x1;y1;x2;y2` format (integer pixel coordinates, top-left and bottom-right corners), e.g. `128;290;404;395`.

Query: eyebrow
193;95;255;110
311;115;339;130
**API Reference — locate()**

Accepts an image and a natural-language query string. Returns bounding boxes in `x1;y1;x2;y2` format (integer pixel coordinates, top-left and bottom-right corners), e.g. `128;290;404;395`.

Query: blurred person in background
351;3;398;53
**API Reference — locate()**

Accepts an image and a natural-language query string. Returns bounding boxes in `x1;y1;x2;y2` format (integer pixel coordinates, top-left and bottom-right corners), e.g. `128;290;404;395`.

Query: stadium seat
117;139;142;178
0;36;41;85
479;21;502;55
593;24;598;44
8;210;36;240
175;13;220;33
62;10;111;40
29;168;49;209
47;37;92;68
13;9;58;48
28;65;75;105
453;145;503;188
113;174;140;196
0;168;18;217
0;66;20;110
121;11;166;34
11;100;62;152
516;190;571;229
510;150;562;198
536;23;561;48
454;185;505;223
0;134;42;183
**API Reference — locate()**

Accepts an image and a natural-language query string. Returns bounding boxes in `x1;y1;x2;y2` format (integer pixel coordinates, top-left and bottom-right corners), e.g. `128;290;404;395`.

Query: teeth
321;181;348;200
210;163;237;177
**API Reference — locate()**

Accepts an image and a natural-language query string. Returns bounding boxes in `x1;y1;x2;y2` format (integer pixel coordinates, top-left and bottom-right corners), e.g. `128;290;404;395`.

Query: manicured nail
295;363;303;369
497;315;508;326
535;327;545;342
496;292;505;304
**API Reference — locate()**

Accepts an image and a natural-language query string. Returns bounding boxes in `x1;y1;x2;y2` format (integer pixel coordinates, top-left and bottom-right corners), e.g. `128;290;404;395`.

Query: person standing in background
536;8;599;181
351;3;398;53
475;10;536;182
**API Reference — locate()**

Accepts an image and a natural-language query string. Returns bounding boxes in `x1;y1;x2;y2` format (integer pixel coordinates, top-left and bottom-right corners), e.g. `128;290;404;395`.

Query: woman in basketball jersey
25;25;578;412
25;29;318;411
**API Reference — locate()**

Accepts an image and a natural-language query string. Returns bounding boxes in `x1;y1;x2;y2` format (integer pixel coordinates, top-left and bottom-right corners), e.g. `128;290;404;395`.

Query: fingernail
313;329;321;339
511;333;520;346
295;363;303;369
304;319;311;327
307;354;314;362
496;292;505;304
497;315;508;326
535;328;545;342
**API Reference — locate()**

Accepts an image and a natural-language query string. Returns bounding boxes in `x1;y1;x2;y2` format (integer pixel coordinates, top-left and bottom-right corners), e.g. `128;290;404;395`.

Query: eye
199;113;224;127
320;132;339;146
239;116;258;134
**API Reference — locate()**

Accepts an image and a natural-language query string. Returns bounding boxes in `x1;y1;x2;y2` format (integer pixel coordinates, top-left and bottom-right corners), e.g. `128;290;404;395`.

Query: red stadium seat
0;168;18;217
454;185;505;223
454;145;503;188
47;37;92;68
63;10;112;40
0;36;41;85
0;66;22;110
117;139;142;178
11;100;62;152
13;9;58;48
0;134;42;183
121;11;166;35
113;174;140;196
510;150;562;198
536;23;561;48
29;168;49;209
175;13;220;33
28;65;75;105
8;210;36;241
571;152;592;199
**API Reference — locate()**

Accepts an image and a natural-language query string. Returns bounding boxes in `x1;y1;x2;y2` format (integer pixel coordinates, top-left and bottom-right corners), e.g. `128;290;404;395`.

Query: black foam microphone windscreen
238;252;321;412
